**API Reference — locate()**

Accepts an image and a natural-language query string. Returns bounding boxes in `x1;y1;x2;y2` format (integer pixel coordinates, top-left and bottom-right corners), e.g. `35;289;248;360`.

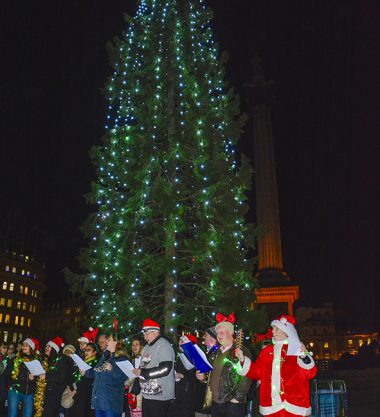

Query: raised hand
234;348;244;362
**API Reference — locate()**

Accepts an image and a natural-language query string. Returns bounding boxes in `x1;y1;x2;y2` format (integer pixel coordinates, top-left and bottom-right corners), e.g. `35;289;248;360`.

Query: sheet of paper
24;360;46;376
116;360;136;379
178;353;195;370
70;353;93;371
194;344;213;369
180;342;213;373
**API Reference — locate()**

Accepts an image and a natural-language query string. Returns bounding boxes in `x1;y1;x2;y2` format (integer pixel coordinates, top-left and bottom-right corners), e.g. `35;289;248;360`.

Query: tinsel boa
33;357;49;417
11;353;34;380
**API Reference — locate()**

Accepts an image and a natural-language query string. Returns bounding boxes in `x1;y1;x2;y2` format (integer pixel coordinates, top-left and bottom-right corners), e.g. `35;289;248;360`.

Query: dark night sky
0;1;378;328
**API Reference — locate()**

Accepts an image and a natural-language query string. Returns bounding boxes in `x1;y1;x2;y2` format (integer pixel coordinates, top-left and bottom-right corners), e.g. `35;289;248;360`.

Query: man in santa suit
235;315;317;417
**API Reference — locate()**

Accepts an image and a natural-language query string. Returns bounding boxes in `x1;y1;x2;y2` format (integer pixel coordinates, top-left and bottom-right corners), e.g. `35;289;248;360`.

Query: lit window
12;267;16;273
15;316;19;325
0;298;5;306
12;333;18;343
21;269;25;275
5;265;10;272
31;290;34;297
7;299;12;308
66;309;71;315
324;342;329;349
348;339;353;346
76;307;81;313
3;331;8;342
5;314;10;324
9;283;14;291
2;282;7;290
24;287;28;295
29;305;33;312
19;333;23;339
20;317;24;326
19;285;23;294
35;291;38;298
26;271;30;276
16;301;21;309
368;338;372;344
0;313;2;322
359;339;363;347
22;302;26;310
33;306;36;313
27;318;31;327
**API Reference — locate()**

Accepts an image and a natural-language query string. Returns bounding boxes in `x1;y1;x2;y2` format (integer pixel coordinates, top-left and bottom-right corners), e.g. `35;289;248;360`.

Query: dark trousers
142;398;172;417
211;401;246;417
41;389;65;417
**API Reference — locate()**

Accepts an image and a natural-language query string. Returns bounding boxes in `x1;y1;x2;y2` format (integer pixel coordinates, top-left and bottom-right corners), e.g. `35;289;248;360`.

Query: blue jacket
87;351;127;414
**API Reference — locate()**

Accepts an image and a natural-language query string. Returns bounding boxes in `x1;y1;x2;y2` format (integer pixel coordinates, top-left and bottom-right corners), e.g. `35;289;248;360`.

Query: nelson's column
250;56;299;316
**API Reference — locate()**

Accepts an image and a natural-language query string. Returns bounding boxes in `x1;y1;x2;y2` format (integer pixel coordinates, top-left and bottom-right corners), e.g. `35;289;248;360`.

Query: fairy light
82;0;255;334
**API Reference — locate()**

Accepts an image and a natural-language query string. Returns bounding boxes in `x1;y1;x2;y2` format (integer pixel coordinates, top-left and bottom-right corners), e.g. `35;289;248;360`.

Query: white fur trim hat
47;336;65;353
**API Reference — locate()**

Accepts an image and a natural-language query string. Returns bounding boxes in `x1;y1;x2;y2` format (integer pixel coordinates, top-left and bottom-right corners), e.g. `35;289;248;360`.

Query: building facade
39;300;86;344
296;303;378;360
0;250;47;343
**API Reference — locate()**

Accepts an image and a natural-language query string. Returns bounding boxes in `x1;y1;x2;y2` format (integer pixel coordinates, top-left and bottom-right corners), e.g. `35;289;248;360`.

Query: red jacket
239;341;317;416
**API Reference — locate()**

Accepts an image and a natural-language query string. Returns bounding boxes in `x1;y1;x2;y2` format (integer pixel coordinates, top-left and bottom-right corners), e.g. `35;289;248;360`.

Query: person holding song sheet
86;334;128;417
167;334;198;417
38;336;70;417
195;327;219;417
66;342;98;417
124;338;144;417
132;318;175;417
196;313;251;417
4;337;39;417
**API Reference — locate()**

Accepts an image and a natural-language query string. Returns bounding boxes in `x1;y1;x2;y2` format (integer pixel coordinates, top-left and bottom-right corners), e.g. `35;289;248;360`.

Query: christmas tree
72;0;262;336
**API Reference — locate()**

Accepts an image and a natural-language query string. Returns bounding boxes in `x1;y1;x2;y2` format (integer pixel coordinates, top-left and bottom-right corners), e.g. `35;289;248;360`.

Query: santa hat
141;318;160;333
215;312;236;335
271;315;296;335
47;336;65;353
271;315;301;354
78;327;99;344
182;333;198;345
24;338;40;353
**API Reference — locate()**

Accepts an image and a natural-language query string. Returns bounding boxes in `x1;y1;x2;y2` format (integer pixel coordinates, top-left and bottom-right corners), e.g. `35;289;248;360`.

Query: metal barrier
311;379;348;417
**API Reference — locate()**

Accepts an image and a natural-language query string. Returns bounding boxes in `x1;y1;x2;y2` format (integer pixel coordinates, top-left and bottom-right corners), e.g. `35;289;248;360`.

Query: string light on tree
71;0;261;336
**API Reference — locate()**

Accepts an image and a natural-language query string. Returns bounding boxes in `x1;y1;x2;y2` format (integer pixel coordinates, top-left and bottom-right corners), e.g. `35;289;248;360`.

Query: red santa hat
47;336;65;353
78;327;99;344
141;318;160;333
215;312;236;335
181;333;198;345
24;338;40;353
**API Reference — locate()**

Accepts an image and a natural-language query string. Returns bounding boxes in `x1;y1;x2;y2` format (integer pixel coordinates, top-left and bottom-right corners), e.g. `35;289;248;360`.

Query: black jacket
45;354;70;395
68;356;98;417
4;355;37;395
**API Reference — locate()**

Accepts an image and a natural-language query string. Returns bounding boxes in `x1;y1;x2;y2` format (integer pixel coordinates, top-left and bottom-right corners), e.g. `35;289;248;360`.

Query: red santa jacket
238;341;317;416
